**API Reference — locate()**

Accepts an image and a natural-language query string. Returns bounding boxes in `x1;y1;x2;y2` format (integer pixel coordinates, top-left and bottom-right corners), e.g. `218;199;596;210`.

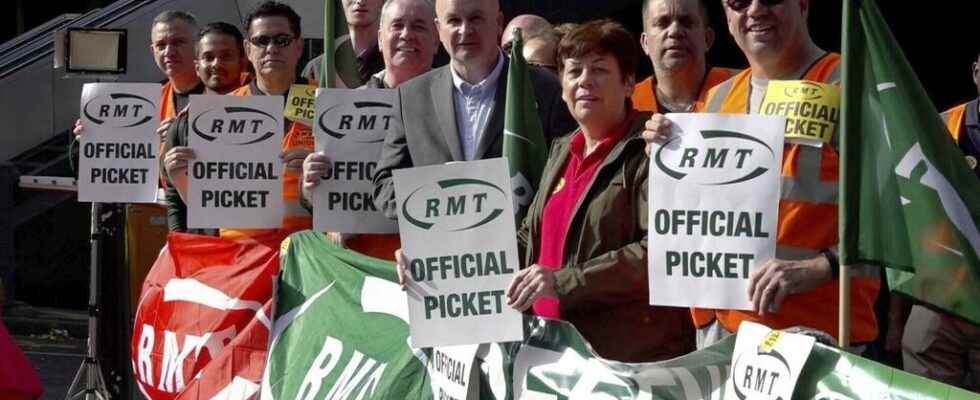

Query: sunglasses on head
248;34;295;48
725;0;785;12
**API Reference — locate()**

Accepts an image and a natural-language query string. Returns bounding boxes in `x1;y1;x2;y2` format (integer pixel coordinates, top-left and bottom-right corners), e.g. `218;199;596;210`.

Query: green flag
503;28;549;222
840;0;980;324
264;231;973;399
262;231;430;399
319;0;340;88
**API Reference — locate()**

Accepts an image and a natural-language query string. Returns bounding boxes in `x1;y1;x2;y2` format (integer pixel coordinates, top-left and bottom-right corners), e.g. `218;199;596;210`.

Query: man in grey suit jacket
373;0;575;218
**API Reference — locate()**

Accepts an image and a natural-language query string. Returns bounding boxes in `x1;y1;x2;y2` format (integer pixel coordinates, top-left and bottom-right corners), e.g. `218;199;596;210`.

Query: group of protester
67;0;979;393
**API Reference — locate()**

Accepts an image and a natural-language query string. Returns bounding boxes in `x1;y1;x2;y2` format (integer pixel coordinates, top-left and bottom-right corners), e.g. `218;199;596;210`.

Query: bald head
435;0;503;79
501;14;552;51
523;34;557;72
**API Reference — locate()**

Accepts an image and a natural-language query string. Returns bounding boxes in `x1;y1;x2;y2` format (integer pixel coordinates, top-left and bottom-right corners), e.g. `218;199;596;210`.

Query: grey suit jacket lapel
474;58;510;160
432;67;465;161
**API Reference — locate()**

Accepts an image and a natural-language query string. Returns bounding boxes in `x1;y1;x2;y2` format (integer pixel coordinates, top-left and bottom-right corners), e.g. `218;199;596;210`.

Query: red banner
131;232;282;400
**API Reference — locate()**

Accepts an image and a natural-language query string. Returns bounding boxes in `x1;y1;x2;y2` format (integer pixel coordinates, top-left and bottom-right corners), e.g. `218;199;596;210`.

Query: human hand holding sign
280;147;311;170
640;113;675;156
747;255;833;316
505;265;557;312
301;151;330;200
164;146;195;201
395;248;408;288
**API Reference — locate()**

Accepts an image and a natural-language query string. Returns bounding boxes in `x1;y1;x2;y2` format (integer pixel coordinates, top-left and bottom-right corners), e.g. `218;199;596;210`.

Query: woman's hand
506;265;558;311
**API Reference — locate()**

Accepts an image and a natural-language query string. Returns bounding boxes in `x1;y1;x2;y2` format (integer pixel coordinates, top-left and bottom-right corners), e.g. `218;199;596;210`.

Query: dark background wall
505;0;978;112
4;1;974;109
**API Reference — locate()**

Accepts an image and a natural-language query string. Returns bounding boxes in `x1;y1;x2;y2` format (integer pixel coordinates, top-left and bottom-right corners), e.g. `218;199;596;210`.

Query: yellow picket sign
760;80;840;146
284;84;317;125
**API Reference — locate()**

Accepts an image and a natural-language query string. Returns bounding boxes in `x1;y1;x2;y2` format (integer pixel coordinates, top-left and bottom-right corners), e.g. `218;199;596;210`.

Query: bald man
374;0;575;218
523;33;558;74
501;14;552;52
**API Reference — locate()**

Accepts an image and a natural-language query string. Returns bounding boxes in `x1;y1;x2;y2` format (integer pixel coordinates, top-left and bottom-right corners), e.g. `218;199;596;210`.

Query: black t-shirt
171;82;205;116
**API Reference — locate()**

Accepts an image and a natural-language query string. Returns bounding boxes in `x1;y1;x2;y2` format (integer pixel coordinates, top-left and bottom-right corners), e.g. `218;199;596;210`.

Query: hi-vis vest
158;81;182;189
941;103;967;141
220;82;315;241
631;67;739;113
159;80;179;121
693;53;881;343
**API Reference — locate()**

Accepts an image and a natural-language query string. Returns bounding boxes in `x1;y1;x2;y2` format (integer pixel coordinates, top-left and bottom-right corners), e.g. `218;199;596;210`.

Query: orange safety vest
941;103;967;141
158;81;180;189
631;67;739;112
692;53;881;343
220;82;315;241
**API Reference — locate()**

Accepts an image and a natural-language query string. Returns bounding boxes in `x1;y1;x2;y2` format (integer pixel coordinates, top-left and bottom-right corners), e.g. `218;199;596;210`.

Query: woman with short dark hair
505;20;694;362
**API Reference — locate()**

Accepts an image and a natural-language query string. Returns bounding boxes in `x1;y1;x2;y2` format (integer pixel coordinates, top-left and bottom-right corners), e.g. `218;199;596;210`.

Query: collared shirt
532;112;635;319
450;52;505;160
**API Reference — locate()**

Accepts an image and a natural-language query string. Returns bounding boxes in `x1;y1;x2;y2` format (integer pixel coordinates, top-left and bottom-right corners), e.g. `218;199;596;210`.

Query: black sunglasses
248;34;295;48
725;0;785;12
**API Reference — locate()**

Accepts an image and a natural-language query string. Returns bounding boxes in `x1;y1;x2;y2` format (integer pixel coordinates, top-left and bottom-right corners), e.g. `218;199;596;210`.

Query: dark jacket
517;112;695;362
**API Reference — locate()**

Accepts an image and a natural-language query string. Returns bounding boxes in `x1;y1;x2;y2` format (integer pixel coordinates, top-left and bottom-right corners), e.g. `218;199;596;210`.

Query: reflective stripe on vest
220;83;314;239
631;67;740;113
158;81;178;189
694;53;881;343
941;103;967;142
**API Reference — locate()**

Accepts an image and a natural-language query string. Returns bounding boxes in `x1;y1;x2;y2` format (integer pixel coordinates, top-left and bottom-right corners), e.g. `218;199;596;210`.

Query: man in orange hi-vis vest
641;0;881;351
215;2;315;241
72;11;204;174
633;0;737;114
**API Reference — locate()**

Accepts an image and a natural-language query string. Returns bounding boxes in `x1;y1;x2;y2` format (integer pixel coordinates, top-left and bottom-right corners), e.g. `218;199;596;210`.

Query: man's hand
281;148;312;170
72;119;84;139
301;151;331;197
164;146;196;201
640;113;674;156
748;256;834;316
395;248;408;288
506;265;558;311
164;146;196;179
156;116;177;141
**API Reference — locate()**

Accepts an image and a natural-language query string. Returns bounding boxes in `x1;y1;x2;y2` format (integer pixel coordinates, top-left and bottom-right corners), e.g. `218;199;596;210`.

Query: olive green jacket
517;111;694;362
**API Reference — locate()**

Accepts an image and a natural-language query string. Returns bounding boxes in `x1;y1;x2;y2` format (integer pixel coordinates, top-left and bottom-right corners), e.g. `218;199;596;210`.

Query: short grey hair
152;10;199;28
380;0;435;27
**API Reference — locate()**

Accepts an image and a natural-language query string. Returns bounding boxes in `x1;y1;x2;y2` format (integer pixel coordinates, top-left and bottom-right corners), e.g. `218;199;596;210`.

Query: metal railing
0;0;157;80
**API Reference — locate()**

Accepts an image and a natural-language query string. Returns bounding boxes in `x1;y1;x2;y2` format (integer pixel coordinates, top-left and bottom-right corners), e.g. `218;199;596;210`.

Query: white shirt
450;52;505;160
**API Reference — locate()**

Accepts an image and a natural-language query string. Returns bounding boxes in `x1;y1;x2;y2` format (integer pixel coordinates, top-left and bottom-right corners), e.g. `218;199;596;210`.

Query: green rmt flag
503;28;548;222
840;0;980;324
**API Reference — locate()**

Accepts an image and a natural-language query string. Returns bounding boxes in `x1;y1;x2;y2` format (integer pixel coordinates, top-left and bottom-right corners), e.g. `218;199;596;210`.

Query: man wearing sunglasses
523;33;559;76
633;0;737;113
302;0;386;88
642;0;881;351
212;1;316;241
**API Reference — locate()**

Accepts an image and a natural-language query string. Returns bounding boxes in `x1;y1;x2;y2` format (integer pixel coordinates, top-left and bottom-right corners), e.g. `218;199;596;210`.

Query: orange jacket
220;82;314;241
631;67;739;113
941;103;967;141
692;53;881;343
